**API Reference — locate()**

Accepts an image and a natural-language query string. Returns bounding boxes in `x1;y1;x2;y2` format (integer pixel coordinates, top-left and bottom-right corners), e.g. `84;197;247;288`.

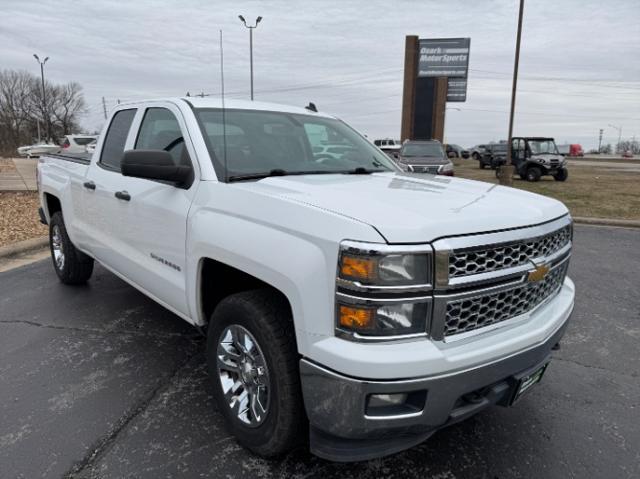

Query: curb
0;236;48;259
573;217;640;229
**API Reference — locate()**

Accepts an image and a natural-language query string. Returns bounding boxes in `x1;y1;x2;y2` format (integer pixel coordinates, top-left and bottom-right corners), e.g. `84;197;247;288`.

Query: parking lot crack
554;356;639;381
0;319;199;341
61;350;199;478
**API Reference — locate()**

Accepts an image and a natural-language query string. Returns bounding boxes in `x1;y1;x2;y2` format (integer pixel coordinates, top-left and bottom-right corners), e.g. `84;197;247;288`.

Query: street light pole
608;123;622;153
33;54;50;142
238;15;262;101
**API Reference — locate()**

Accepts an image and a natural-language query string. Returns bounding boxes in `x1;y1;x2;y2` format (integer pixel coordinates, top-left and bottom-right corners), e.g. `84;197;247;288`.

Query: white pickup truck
37;98;575;462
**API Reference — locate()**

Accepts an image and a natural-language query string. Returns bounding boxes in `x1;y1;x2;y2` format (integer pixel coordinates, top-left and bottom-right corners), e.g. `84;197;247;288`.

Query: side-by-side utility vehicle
493;137;569;182
37;98;575;462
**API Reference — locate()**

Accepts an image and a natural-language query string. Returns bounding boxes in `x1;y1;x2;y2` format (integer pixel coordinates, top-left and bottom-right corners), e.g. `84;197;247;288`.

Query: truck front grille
443;261;568;337
409;165;440;174
448;225;571;278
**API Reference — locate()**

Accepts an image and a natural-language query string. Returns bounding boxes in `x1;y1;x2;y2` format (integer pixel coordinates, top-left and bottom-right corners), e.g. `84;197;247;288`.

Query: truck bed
42;152;91;165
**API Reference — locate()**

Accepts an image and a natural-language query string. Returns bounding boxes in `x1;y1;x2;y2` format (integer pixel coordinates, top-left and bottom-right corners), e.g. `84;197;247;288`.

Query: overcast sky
2;0;639;149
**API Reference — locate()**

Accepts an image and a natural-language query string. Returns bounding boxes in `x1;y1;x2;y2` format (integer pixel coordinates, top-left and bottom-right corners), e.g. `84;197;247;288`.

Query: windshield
528;139;558;155
400;142;444;158
194;108;397;180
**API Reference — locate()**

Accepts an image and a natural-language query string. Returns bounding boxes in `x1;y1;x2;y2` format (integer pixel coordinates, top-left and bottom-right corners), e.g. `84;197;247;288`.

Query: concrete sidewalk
0;158;37;191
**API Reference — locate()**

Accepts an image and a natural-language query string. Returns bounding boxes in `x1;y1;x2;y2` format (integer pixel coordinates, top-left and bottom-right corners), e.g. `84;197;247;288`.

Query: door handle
114;190;131;201
83;181;96;190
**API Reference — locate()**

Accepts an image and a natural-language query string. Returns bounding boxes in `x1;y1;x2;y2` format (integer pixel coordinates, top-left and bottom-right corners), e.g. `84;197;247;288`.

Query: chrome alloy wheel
217;325;270;427
51;225;65;271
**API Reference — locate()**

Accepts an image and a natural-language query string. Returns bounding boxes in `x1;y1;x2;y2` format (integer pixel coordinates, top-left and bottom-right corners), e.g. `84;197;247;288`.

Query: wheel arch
43;192;62;220
197;257;292;324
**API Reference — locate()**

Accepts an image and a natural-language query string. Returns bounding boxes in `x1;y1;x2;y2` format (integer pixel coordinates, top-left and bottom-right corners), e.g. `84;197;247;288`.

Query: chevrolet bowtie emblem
527;263;550;282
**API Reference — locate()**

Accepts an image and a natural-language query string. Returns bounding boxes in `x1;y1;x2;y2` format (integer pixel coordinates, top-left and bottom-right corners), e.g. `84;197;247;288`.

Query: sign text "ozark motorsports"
418;38;470;78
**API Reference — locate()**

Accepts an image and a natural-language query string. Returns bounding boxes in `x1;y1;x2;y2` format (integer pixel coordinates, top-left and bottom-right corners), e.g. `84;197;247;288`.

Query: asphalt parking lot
1;225;638;479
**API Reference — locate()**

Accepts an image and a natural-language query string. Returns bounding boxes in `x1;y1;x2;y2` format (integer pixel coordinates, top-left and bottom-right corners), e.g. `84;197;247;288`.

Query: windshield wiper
228;169;349;182
228;167;386;182
228;169;288;182
346;167;384;174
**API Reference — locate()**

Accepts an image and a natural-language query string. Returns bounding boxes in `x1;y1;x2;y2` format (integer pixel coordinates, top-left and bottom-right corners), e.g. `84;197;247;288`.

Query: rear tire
525;166;542;182
553;168;568;181
49;212;94;285
206;289;305;458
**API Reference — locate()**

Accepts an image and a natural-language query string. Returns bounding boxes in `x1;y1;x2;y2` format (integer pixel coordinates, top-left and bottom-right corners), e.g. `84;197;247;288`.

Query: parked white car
37;97;575;462
373;138;401;151
59;134;98;154
85;140;97;155
16;143;60;158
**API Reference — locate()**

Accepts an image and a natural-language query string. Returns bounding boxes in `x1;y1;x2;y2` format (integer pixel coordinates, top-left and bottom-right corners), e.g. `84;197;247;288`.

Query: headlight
439;162;454;174
339;249;430;286
336;241;433;339
336;300;429;337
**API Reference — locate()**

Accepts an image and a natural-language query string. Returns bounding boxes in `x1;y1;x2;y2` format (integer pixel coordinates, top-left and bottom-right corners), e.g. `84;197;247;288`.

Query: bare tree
0;69;87;155
616;139;640;155
51;82;86;136
0;70;38;149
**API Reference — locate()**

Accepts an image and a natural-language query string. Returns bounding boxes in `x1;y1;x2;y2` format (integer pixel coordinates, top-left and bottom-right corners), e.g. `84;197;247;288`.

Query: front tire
206;290;304;458
525;166;542;182
49;212;94;284
553;168;568;181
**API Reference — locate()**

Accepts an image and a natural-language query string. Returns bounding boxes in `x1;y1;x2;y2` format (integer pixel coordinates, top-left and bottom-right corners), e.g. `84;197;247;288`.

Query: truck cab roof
117;97;338;119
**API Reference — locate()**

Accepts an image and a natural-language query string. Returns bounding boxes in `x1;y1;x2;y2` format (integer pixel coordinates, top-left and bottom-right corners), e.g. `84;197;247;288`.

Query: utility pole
238;15;263;100
33;54;50;142
102;97;108;120
499;0;524;186
598;128;603;153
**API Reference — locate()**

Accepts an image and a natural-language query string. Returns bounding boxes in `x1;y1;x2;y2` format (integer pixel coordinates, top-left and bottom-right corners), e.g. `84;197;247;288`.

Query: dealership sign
418;38;470;77
418;37;470;101
447;78;467;102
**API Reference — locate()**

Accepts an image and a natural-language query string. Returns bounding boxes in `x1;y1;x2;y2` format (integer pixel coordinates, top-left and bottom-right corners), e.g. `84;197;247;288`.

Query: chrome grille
444;261;568;337
449;225;571;278
409;165;439;174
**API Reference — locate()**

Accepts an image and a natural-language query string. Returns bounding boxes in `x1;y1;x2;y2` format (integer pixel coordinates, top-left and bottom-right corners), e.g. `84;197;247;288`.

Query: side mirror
121;150;192;187
447;151;456;159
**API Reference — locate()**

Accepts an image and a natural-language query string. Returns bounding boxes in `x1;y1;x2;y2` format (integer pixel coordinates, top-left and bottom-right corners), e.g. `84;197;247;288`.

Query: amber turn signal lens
341;255;376;281
339;305;374;330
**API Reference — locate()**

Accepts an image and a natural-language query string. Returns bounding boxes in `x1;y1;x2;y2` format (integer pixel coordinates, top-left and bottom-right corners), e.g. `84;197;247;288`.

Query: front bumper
300;317;569;462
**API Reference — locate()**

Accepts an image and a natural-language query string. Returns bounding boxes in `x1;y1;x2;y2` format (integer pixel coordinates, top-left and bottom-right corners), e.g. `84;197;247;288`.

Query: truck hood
233;172;568;243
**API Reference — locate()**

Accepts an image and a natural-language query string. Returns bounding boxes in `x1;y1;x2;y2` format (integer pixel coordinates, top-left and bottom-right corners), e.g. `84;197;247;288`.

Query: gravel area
0;158;17;174
0;192;47;247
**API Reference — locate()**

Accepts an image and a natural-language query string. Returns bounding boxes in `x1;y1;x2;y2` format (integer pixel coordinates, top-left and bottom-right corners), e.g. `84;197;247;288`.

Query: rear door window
100;109;136;171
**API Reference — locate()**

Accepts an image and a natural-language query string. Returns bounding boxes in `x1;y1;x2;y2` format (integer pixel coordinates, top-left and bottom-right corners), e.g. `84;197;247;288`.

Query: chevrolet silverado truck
37;98;575;462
